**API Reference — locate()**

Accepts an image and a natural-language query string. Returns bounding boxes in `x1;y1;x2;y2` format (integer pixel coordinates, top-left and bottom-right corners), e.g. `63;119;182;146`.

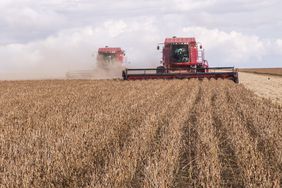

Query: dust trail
65;61;124;80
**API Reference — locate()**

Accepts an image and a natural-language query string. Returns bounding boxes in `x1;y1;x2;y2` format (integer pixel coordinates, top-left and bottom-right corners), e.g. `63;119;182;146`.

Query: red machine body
97;47;125;66
122;37;239;83
160;37;208;72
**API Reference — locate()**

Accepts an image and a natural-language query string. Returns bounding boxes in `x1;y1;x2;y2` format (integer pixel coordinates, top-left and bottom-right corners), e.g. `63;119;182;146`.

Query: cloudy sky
0;0;281;79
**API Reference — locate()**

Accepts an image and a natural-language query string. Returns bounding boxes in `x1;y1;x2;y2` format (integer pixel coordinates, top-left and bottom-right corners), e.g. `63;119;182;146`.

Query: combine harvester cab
122;37;239;83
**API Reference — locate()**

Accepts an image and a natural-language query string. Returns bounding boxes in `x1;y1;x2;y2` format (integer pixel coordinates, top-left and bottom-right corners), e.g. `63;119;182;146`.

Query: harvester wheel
156;66;165;74
234;77;239;83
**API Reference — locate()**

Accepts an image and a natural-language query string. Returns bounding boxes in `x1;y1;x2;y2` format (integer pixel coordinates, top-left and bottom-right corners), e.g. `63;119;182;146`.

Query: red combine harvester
122;37;239;83
97;47;125;68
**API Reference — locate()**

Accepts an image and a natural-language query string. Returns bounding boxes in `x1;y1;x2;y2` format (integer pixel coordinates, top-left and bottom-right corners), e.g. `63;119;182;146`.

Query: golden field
0;79;281;187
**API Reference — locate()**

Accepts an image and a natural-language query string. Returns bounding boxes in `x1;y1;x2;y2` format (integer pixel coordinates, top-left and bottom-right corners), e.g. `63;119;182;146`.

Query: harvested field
239;72;282;104
0;79;281;187
239;68;282;76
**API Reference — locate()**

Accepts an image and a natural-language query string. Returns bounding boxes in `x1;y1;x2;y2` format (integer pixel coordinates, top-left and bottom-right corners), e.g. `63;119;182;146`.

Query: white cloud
275;39;282;54
3;7;65;29
174;0;217;11
276;39;282;47
103;21;128;38
182;27;267;66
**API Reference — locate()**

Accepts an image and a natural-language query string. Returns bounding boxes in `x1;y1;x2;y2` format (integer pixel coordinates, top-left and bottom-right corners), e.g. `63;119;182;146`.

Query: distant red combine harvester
97;47;125;69
122;37;239;83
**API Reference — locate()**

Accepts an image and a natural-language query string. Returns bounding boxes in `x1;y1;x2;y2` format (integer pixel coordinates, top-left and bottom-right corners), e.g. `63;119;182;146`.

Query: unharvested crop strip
211;81;244;187
213;81;280;187
228;85;282;166
191;80;222;187
225;83;282;186
172;81;203;187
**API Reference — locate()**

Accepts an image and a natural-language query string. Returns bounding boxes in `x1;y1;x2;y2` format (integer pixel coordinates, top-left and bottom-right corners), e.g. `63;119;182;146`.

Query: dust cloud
65;61;125;80
0;62;125;81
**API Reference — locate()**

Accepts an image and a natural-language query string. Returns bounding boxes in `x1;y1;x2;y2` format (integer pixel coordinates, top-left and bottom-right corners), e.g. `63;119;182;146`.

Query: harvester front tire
156;66;165;74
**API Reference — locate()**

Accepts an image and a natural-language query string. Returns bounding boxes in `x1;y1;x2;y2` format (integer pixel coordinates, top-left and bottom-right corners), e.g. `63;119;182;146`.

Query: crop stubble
0;79;281;187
